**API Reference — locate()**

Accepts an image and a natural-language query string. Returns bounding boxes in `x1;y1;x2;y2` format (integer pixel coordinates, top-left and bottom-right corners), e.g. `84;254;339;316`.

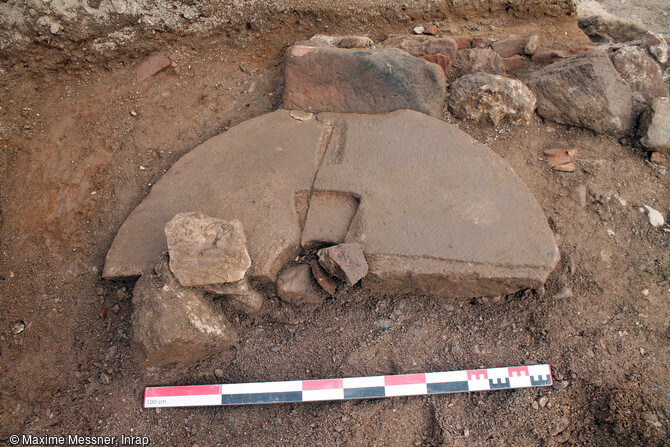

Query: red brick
423;53;451;75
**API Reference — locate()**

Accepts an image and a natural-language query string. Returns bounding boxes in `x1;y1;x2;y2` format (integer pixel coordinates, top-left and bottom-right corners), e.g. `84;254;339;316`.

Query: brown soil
1;8;669;447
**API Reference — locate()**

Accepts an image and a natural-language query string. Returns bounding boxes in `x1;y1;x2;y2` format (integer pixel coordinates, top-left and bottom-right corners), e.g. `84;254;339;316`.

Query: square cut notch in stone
301;191;360;249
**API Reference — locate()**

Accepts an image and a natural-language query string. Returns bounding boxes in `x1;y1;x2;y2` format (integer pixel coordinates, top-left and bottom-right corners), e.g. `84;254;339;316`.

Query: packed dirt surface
1;3;669;447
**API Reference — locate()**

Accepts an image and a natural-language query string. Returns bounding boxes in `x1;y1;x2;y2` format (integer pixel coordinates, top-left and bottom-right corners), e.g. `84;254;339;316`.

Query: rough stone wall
0;0;575;65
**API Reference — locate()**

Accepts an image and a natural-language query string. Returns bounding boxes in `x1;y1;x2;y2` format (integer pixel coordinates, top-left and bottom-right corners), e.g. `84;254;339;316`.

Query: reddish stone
410;38;458;60
531;51;567;65
570;46;595;54
458;48;505;76
472;37;488;48
309;260;336;296
502;55;526;71
423;53;451;75
451;36;471;48
650;152;662;163
283;46;446;117
492;37;526;58
424;24;438;36
136;54;171;82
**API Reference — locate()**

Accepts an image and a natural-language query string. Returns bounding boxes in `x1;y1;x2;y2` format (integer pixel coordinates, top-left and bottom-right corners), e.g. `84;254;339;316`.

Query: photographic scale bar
144;364;552;408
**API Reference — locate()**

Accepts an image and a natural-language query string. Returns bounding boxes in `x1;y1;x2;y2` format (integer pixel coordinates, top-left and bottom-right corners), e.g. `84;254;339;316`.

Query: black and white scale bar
144;364;552;408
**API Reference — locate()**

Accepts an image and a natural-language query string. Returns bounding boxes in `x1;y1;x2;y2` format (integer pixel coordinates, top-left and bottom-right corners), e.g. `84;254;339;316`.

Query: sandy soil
1;6;669;447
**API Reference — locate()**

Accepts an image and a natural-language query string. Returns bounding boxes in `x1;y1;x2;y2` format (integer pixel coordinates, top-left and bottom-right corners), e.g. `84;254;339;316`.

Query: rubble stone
165;212;251;287
276;265;324;304
527;51;634;136
491;37;526;58
131;260;239;367
457;48;505;75
639;97;670;151
611;46;669;113
318;243;369;286
448;73;536;126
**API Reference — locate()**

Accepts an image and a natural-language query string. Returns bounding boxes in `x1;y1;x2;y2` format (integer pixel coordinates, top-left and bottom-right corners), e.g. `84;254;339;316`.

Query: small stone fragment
308;260;336;296
165;212;251;287
424;25;438;36
643;205;665;227
448;73;536;126
552;162;576;172
131;260;239;367
572;184;587;207
276;264;324;305
337;36;373;49
413;26;425;35
524;35;539;55
646;32;669;65
317;243;369;286
491;37;526;58
539;396;548;408
136;54;171;82
532;401;539;410
650;152;662;163
11;321;25;335
289;110;314;121
110;304;120;314
50;22;62;35
204;278;264;314
457;48;505;75
99;373;112;385
214;368;224;378
531;51;567;65
97;309;107;320
639;97;670;151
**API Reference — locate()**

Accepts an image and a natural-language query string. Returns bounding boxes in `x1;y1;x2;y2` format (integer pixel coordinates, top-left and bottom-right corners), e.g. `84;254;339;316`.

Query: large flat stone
103;110;325;284
312;111;559;297
106;110;559;298
282;46;446;118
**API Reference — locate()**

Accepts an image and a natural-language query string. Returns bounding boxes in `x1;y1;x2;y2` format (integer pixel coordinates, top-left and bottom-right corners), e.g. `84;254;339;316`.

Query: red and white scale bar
144;364;552;408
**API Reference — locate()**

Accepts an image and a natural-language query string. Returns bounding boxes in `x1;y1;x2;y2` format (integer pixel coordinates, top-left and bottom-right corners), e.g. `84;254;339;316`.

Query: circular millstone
104;109;559;298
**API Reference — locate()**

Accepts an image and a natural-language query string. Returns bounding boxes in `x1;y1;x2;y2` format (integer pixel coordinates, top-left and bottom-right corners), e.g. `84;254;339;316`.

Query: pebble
553;380;569;390
413;26;425;35
643;205;665;227
650;152;661;163
378;320;392;331
99;372;112;385
539;396;548;408
11;321;26;335
96;287;104;296
532;401;539;410
214;368;224;378
110;304;120;314
50;23;61;35
289;110;313;121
